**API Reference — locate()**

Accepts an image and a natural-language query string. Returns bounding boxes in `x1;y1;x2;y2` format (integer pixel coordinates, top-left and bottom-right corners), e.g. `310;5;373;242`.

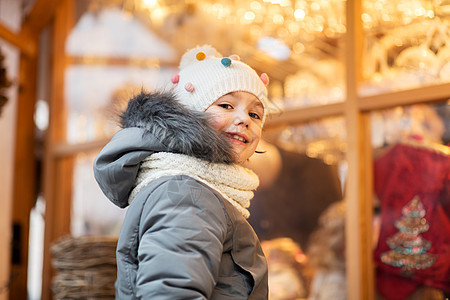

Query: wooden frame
344;1;365;299
39;1;450;299
0;0;64;299
0;0;55;298
41;1;75;299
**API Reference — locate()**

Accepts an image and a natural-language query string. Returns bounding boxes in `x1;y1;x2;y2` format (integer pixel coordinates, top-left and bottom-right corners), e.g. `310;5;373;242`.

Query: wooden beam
359;112;376;300
67;55;177;67
22;0;61;33
51;139;110;158
359;83;450;111
0;0;61;57
344;0;365;299
265;102;345;128
0;21;36;57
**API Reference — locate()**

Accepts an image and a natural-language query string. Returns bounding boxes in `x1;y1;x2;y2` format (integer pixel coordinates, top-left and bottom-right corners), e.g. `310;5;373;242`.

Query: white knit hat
171;45;269;122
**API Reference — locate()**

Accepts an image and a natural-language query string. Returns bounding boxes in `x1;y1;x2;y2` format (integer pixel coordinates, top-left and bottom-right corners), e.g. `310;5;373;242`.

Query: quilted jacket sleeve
135;176;229;299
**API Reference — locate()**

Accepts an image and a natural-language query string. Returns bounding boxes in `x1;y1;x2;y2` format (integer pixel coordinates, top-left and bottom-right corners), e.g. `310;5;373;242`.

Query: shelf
265;82;450;129
265;102;345;128
358;82;450;111
51;82;450;156
52;102;346;156
0;21;36;56
67;56;177;67
51;138;110;157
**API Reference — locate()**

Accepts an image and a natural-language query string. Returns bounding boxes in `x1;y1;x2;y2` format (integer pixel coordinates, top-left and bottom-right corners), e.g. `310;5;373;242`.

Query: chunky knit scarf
129;152;260;218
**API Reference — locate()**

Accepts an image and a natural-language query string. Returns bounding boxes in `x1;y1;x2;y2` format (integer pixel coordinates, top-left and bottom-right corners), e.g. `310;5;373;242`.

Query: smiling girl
94;45;270;299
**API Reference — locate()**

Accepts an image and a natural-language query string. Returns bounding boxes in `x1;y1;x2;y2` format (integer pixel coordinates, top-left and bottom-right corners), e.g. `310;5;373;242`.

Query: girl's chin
229;148;245;163
235;153;254;164
230;143;258;163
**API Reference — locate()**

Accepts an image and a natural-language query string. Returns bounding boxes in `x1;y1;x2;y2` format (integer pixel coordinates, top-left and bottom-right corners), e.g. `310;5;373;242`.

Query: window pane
71;151;126;237
246;117;347;299
361;1;450;96
66;7;177;60
65;65;175;143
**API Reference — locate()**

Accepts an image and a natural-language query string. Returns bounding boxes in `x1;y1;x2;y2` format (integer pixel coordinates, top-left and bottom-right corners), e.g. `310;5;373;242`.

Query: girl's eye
249;112;261;120
218;103;233;109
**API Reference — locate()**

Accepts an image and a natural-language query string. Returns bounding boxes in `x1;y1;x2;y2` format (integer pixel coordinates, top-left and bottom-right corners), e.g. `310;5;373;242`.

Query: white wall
0;0;22;299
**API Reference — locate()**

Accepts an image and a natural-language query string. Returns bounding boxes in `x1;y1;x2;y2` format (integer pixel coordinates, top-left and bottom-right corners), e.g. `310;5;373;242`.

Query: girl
94;45;270;299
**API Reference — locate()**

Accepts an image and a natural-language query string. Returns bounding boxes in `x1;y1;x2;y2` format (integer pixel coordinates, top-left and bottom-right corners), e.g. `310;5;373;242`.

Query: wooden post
360;112;375;300
6;0;62;298
0;22;36;57
344;0;367;299
41;0;74;298
10;48;38;300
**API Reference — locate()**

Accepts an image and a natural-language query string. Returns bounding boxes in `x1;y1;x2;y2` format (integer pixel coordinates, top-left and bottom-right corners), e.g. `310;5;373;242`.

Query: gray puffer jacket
93;92;268;299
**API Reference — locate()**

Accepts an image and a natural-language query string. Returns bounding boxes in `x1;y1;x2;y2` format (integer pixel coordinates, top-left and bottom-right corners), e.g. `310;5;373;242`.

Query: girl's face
205;91;264;163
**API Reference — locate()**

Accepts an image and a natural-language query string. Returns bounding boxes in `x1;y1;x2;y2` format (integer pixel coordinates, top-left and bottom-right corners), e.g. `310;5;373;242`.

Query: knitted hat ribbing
171;45;269;122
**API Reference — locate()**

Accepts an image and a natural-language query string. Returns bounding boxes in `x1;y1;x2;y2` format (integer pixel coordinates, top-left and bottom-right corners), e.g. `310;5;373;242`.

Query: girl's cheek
208;117;224;131
251;122;263;134
253;119;263;129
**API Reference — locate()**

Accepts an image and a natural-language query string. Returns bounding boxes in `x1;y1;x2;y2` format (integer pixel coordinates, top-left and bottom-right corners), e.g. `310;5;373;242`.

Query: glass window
133;0;346;109
64;2;350;298
64;64;175;143
361;0;450;96
66;1;349;239
71;151;126;236
66;4;178;236
246;117;347;299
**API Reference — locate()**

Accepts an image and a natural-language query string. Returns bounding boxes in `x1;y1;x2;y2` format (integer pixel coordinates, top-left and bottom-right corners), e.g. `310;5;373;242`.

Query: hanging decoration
0;48;11;116
380;195;436;277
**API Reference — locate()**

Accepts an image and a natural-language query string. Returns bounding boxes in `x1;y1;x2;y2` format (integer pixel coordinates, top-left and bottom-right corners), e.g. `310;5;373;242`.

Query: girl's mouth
227;133;248;143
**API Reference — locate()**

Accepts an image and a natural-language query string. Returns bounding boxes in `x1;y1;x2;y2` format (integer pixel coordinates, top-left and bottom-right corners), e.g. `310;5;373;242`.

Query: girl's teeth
233;135;245;142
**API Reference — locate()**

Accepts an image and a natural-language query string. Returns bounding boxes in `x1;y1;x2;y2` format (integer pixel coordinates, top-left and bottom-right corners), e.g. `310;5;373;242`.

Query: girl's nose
233;109;250;127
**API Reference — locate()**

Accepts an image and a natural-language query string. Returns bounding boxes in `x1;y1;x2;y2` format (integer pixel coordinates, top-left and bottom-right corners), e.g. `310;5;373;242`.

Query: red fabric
373;143;450;300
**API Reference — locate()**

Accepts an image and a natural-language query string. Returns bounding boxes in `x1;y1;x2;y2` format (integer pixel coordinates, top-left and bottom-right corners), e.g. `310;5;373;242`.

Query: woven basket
51;235;118;300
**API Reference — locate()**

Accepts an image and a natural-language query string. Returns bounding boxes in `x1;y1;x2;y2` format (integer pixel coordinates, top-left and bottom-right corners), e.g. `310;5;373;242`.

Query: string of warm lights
135;0;347;59
132;0;444;61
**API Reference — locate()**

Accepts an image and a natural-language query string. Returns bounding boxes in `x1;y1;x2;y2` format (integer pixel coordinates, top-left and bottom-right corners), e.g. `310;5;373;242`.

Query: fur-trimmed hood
93;91;235;208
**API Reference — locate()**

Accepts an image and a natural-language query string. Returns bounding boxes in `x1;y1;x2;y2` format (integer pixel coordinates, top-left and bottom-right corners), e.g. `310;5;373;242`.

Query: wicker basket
51;235;118;299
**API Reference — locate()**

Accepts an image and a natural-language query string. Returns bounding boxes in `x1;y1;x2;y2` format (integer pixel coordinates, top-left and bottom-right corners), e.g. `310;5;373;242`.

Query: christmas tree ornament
380;196;436;277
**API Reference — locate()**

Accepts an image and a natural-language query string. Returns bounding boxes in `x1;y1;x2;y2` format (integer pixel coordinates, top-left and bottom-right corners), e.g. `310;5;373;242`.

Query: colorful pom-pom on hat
185;82;194;92
196;51;206;61
221;57;232;67
172;45;269;123
229;54;240;61
260;73;269;86
171;74;179;84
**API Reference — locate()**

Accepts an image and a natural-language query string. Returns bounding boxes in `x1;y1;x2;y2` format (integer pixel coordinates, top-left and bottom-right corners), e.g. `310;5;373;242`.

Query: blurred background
1;0;449;299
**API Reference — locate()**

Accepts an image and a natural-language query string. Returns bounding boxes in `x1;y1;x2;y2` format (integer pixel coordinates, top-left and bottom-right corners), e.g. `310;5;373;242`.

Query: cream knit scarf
129;152;260;218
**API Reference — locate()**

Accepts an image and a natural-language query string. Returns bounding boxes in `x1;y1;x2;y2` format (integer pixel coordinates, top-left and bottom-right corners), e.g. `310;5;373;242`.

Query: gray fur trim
120;91;235;164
